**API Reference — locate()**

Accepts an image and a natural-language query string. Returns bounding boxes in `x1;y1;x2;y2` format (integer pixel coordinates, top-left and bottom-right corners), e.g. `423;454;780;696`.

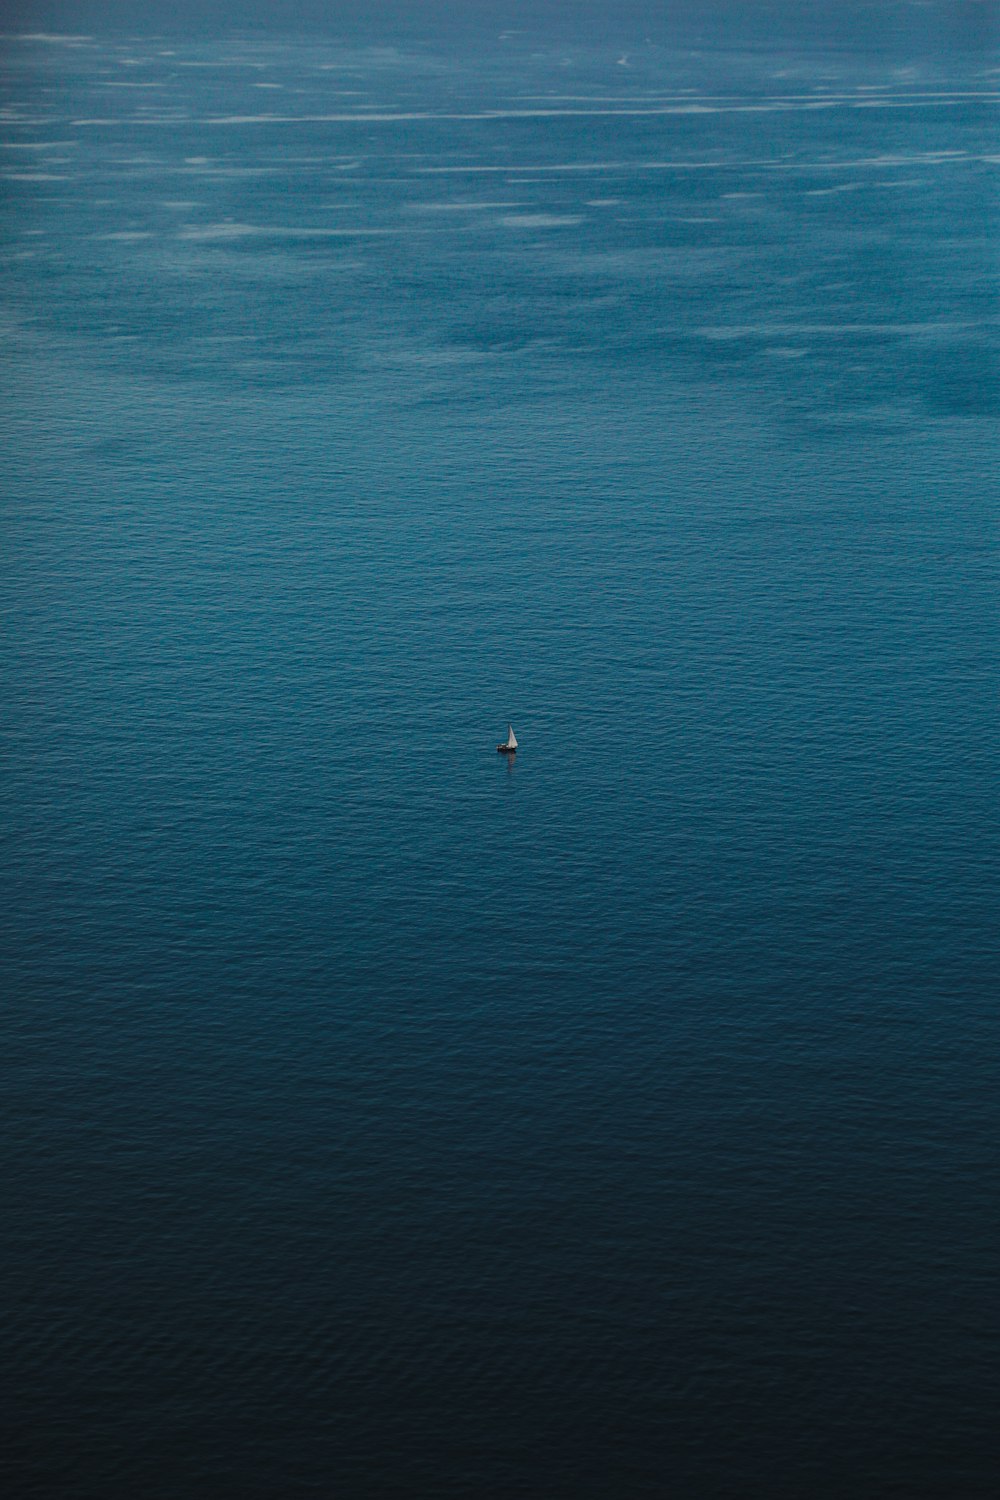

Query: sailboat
497;723;518;755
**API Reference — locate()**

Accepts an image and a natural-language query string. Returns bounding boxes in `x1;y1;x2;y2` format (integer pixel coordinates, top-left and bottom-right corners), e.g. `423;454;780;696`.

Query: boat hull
497;745;516;754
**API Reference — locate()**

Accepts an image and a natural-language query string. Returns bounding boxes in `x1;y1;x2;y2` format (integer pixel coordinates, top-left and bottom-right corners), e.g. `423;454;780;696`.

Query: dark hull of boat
497;745;516;754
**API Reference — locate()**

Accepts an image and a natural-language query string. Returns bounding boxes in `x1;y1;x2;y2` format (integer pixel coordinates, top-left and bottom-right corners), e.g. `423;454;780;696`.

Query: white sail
506;724;518;749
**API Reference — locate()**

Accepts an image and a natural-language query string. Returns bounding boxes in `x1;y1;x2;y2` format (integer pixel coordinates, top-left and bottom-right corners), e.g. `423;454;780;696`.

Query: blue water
2;15;999;1497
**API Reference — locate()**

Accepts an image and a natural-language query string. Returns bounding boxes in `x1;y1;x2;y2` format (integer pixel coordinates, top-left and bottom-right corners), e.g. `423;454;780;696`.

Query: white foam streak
177;222;399;240
499;214;583;228
699;320;988;340
409;201;524;212
64;96;1000;130
3;32;93;44
419;151;979;176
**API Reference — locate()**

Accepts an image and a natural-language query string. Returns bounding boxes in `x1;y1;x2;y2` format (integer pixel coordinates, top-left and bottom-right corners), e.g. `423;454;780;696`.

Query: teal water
2;16;999;1497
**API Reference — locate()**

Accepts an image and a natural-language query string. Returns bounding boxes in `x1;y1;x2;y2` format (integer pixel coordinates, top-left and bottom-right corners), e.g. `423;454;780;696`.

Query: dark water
2;14;998;1497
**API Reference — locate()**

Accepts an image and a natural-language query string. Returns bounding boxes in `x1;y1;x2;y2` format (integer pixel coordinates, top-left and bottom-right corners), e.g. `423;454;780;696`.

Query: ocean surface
2;13;999;1497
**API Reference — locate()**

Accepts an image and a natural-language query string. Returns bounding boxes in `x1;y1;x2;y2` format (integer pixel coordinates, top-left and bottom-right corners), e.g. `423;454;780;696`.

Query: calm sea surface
2;17;998;1497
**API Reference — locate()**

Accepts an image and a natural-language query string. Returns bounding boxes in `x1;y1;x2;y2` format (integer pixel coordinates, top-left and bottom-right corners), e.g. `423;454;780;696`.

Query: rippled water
2;15;998;1498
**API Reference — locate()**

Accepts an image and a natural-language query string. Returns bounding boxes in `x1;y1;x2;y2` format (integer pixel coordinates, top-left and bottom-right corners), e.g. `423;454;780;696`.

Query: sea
2;7;998;1496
